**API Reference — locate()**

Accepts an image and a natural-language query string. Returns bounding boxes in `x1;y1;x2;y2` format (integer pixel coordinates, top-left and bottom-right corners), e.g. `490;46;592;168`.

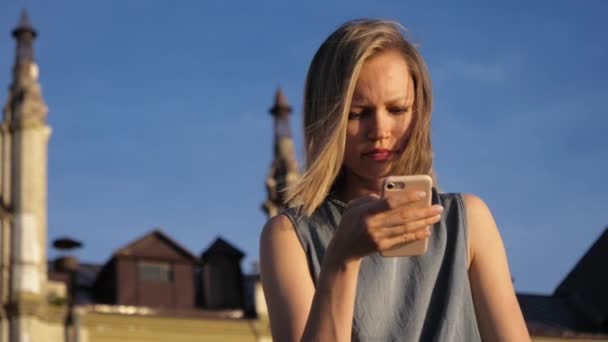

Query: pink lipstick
364;148;393;161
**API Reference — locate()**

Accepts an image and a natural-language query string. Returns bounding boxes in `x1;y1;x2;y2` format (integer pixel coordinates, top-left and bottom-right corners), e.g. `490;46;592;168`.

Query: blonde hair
288;18;434;215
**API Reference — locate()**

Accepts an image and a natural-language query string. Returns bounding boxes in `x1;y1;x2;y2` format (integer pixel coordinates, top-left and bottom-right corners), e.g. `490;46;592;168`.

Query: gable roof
201;237;245;261
517;293;598;333
113;229;197;263
554;227;608;326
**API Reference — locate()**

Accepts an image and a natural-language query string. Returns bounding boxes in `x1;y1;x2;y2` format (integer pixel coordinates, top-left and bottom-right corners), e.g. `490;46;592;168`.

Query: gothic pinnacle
12;9;37;39
270;87;292;117
12;9;37;65
4;9;47;125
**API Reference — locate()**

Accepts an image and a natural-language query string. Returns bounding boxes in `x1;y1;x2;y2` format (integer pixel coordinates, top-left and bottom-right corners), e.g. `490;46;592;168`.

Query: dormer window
138;261;172;282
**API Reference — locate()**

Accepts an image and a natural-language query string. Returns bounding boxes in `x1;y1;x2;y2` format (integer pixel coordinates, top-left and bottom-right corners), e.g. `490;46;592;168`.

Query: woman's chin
343;164;394;186
366;165;394;179
359;170;393;184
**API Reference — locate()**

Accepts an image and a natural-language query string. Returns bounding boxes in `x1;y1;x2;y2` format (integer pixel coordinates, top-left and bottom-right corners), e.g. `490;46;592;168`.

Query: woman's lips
363;149;393;161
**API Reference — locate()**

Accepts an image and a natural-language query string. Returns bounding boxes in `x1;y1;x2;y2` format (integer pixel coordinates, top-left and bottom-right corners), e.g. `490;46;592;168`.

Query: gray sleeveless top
283;190;481;341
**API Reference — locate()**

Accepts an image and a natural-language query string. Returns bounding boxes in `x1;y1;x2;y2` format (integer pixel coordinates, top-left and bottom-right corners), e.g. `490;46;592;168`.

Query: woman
260;19;529;341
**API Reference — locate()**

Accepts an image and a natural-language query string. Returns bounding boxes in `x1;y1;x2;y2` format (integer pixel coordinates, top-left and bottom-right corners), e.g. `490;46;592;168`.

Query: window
138;261;173;282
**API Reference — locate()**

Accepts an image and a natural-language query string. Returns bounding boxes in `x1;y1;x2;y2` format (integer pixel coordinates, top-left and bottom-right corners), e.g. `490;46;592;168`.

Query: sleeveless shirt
282;190;482;342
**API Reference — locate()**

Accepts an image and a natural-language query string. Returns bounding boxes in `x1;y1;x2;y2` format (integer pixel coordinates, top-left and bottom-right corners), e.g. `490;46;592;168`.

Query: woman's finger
364;189;427;215
378;226;432;251
371;204;443;228
380;214;441;238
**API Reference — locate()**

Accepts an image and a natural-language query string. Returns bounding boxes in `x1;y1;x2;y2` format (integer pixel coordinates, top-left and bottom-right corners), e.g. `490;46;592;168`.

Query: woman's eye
348;112;362;119
389;107;409;114
348;109;369;119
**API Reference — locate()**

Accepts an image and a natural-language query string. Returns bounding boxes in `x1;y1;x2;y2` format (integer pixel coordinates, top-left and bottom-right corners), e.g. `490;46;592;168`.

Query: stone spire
13;10;37;63
3;9;48;127
1;11;52;342
262;88;300;218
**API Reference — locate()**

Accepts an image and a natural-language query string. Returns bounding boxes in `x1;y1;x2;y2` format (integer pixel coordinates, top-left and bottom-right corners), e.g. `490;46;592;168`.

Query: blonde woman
260;19;529;342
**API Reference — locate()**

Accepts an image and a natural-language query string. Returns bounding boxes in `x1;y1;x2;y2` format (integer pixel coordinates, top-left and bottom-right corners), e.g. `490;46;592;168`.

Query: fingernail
432;205;444;213
416;191;426;198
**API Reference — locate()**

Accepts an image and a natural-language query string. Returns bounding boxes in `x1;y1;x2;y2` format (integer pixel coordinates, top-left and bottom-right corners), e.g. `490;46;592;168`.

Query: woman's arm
260;214;316;341
259;214;361;342
464;194;530;342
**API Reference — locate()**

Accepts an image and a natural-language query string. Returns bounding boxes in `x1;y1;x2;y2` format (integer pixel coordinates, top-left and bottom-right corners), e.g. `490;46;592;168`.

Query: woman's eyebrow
350;97;410;107
385;97;411;106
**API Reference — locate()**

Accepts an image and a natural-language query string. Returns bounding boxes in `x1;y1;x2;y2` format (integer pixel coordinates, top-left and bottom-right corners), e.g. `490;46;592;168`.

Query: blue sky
1;1;606;294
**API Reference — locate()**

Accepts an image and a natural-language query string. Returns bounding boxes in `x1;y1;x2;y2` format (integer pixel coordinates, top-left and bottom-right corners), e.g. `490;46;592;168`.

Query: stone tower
1;10;51;342
262;88;299;218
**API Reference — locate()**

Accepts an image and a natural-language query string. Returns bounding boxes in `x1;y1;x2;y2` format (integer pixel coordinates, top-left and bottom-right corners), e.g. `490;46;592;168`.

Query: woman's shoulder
281;205;303;223
260;213;297;248
260;212;310;269
436;191;494;231
442;192;494;223
440;192;497;268
436;191;490;213
458;193;497;236
281;199;339;226
261;204;319;255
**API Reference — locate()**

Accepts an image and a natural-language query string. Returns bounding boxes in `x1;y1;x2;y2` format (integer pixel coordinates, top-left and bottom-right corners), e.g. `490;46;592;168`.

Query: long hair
288;19;434;215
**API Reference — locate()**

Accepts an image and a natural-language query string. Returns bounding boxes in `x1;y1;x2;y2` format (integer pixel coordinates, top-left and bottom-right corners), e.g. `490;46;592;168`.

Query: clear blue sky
1;1;606;294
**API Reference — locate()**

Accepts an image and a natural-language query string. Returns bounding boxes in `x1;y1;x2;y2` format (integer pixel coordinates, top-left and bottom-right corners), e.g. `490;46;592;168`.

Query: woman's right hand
327;190;444;264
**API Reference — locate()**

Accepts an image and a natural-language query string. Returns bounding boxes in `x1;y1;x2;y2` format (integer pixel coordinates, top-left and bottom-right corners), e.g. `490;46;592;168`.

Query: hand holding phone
380;175;434;257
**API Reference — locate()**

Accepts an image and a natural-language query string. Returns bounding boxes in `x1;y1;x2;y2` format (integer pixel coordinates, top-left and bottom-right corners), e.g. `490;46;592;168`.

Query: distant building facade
48;230;269;341
92;230;198;310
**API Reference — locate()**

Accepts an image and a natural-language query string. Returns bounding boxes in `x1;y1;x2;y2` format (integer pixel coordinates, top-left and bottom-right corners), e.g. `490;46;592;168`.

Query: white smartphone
380;175;433;257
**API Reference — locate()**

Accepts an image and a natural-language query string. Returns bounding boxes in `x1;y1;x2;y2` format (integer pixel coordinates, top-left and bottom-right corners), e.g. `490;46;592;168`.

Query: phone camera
386;181;405;190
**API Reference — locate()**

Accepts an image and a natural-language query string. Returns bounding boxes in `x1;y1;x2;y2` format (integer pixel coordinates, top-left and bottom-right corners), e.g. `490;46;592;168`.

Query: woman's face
343;49;415;184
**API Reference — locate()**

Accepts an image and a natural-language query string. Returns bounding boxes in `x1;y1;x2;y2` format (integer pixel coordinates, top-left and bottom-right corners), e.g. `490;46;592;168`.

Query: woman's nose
366;110;390;141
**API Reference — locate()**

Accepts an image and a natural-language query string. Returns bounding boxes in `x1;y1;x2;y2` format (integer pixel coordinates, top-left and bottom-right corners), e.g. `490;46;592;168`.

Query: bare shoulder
461;193;500;267
259;212;308;282
260;213;299;247
462;193;493;220
462;193;497;230
260;213;304;270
